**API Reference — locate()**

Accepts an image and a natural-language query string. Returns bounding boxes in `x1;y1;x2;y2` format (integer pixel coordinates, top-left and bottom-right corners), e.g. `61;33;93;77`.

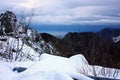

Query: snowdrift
0;53;94;80
0;53;120;80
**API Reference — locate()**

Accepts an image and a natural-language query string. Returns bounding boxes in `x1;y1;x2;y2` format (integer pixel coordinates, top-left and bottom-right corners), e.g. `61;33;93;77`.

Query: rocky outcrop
0;11;58;61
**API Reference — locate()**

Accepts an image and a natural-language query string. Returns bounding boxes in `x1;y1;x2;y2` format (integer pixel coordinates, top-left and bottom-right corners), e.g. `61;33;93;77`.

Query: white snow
0;53;94;80
15;71;74;80
0;63;16;80
0;37;41;61
0;53;119;80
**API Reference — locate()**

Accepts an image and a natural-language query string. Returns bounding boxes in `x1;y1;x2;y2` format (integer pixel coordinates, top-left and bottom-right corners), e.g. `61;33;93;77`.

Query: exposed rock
0;11;59;61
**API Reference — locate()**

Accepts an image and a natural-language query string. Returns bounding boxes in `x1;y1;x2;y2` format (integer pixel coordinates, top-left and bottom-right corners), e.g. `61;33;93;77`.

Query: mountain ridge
41;28;120;68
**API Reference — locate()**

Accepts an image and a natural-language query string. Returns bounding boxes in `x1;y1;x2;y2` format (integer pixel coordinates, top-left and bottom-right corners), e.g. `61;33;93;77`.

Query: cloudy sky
0;0;120;35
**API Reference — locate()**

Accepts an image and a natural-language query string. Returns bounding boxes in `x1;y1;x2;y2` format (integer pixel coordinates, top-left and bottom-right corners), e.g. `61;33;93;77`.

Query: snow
0;52;119;80
0;53;119;80
23;53;75;74
69;73;93;80
0;53;94;80
0;37;41;61
89;65;120;79
0;63;16;80
69;54;88;64
16;71;74;80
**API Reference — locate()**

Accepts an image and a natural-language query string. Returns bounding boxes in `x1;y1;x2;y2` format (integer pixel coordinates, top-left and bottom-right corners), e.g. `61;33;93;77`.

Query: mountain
1;11;120;68
0;11;58;61
41;31;120;68
0;11;120;80
40;33;63;56
97;28;120;43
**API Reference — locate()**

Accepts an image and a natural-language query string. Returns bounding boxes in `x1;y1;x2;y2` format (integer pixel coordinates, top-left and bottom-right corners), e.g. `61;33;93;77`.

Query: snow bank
16;71;74;80
23;53;76;75
18;53;120;79
0;53;94;80
20;53;93;80
1;53;119;80
0;63;16;80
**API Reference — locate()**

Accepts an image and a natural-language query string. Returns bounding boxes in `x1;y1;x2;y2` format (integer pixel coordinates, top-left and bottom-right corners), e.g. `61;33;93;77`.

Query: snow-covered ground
0;53;120;80
0;53;94;80
0;34;58;61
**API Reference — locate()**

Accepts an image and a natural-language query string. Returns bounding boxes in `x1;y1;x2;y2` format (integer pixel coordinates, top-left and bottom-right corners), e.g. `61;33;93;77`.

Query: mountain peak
0;11;17;34
0;11;59;61
0;11;16;19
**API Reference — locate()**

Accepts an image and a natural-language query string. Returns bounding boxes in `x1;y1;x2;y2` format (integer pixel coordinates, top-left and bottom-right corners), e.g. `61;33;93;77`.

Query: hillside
41;30;120;68
0;11;58;61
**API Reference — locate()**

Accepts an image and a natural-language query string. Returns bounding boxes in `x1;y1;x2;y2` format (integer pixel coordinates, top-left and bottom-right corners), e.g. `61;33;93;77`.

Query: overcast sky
0;0;120;34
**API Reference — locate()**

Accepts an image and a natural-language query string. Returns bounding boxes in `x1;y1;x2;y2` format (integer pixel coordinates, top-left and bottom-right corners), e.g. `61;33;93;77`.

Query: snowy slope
0;53;120;80
0;11;58;61
0;53;94;80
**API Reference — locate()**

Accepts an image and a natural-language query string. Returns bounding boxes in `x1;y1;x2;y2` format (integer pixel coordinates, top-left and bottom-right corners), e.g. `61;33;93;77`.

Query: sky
0;0;120;35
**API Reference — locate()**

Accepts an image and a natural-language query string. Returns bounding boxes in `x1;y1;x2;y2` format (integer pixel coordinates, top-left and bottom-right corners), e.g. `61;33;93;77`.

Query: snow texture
0;53;94;80
0;53;119;80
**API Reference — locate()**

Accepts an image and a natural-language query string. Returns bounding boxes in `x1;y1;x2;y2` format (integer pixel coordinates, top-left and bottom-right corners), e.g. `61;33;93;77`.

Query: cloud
0;0;120;25
26;14;120;25
17;0;37;9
